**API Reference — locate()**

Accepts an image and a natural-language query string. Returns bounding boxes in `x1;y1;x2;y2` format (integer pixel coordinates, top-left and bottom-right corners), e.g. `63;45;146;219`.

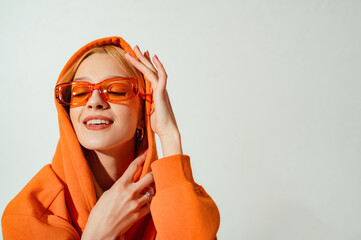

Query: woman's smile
83;115;114;130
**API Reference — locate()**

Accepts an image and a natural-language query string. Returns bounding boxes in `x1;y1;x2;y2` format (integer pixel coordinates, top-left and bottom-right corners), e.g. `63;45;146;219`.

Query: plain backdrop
1;0;360;239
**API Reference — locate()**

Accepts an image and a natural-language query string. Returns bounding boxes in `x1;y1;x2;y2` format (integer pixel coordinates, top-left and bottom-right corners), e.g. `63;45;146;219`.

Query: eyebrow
73;75;128;82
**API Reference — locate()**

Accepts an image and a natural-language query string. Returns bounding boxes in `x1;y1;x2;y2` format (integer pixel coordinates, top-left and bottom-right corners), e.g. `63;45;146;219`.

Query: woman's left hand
125;45;182;157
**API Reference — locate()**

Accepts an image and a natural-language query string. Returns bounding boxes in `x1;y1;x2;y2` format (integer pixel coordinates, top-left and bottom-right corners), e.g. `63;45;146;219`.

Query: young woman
2;36;220;240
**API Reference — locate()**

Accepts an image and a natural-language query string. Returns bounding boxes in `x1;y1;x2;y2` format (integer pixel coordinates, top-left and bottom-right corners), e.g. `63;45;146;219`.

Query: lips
83;115;114;130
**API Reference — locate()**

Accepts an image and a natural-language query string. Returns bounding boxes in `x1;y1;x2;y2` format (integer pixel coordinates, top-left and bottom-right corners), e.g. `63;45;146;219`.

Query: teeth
86;119;111;125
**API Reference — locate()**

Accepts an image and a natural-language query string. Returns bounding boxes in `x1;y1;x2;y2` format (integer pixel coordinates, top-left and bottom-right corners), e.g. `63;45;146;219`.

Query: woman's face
69;53;142;151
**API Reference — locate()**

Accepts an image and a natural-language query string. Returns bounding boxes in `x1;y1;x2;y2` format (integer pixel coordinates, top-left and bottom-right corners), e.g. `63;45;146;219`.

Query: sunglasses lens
71;85;91;103
58;84;90;105
55;78;137;106
105;81;134;101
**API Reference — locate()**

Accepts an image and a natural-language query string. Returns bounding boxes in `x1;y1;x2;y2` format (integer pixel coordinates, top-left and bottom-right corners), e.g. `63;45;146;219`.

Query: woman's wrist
81;212;115;240
159;131;183;157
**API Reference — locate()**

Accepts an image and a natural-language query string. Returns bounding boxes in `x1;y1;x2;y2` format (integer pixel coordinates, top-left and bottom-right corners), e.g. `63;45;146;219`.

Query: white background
1;0;360;239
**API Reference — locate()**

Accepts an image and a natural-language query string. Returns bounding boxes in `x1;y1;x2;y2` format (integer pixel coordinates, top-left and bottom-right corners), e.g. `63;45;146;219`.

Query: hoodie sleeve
150;154;220;240
1;213;80;240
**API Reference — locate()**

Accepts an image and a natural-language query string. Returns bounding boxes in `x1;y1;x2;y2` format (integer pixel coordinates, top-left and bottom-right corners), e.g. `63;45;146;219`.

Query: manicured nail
154;54;159;60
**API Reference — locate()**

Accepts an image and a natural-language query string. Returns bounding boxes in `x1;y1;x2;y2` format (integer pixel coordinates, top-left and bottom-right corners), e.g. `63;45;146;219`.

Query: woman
1;36;220;239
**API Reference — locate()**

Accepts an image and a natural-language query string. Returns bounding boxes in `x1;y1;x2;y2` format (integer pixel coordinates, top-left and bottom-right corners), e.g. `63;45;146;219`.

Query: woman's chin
79;136;136;152
81;142;117;151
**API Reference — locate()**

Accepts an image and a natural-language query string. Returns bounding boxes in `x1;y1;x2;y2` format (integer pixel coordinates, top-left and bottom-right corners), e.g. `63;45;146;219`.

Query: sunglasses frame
55;77;143;107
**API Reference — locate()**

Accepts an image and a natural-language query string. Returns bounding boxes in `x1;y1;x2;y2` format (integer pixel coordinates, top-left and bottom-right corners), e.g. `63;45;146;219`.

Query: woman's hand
81;151;154;240
125;46;183;157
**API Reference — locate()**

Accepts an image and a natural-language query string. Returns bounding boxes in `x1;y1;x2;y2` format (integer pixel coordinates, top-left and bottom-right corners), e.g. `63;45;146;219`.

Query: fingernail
154;54;159;60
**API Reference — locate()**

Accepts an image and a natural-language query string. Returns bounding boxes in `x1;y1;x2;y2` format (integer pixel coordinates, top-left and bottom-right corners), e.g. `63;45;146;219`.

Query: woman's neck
85;137;137;191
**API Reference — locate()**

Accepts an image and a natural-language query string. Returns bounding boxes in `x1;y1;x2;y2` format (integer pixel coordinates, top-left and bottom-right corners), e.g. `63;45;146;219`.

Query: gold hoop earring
136;127;144;141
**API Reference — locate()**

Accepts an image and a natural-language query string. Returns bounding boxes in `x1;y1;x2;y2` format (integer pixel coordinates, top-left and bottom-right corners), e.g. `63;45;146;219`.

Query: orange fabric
1;36;220;239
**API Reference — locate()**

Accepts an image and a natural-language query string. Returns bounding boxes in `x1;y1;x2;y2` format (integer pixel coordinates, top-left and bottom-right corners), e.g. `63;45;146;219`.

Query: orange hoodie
1;36;220;240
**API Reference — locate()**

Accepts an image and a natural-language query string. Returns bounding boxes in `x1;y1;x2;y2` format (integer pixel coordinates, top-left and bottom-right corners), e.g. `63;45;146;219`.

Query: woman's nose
86;89;109;110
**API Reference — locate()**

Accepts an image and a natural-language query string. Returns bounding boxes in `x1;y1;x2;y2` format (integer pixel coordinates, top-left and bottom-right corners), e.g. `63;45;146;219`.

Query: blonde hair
59;45;145;91
59;45;145;116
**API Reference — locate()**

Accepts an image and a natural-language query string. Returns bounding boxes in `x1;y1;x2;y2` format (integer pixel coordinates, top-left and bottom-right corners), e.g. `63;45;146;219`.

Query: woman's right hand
81;150;154;240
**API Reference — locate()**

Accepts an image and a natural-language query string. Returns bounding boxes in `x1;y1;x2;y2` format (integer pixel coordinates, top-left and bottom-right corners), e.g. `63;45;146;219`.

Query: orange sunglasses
55;77;143;107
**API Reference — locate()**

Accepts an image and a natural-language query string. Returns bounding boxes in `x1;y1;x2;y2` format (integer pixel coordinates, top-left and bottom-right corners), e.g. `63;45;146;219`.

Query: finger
147;186;155;196
136;202;151;220
152;54;167;90
143;51;159;78
129;202;150;224
116;150;148;185
133;171;154;194
139;185;155;196
136;191;152;207
144;51;151;63
133;45;157;73
125;52;159;87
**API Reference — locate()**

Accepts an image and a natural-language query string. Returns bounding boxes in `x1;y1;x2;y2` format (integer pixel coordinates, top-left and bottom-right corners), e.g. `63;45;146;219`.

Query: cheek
113;101;142;134
69;107;81;128
115;102;140;125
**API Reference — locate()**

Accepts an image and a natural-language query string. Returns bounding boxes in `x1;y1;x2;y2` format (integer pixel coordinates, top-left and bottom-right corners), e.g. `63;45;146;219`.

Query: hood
51;36;158;234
